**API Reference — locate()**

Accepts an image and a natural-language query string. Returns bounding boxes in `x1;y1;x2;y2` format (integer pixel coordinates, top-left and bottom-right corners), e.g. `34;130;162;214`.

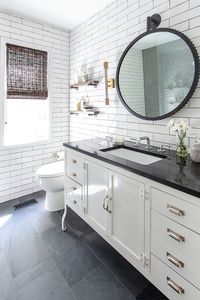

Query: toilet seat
36;161;64;178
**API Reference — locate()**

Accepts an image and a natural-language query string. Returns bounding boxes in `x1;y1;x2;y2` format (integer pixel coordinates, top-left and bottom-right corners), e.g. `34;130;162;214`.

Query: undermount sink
100;146;165;165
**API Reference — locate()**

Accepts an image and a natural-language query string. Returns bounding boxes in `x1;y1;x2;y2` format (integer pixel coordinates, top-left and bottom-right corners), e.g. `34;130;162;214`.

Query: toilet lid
36;161;64;178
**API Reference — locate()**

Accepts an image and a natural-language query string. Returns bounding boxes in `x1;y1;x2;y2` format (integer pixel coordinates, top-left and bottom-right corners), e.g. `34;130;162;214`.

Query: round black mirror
116;28;199;120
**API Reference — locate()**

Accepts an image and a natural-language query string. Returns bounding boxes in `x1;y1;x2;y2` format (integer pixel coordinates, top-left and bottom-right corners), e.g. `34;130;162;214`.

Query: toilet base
44;190;64;211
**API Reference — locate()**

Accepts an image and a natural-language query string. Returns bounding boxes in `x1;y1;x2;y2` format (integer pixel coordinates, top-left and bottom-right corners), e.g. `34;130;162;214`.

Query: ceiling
0;0;114;30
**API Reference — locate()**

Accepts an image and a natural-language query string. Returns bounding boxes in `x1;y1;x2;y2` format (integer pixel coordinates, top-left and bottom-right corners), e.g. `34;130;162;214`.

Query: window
2;41;50;146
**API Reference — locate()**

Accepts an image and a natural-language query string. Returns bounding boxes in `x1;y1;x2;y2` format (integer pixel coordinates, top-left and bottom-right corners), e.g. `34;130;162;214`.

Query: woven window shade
6;44;48;99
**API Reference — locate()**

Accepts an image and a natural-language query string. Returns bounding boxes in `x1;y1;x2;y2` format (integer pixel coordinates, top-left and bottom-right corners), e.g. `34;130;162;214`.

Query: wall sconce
103;61;115;105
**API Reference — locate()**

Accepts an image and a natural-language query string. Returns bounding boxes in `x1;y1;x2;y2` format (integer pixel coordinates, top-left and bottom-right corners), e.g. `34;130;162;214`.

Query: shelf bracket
103;62;115;105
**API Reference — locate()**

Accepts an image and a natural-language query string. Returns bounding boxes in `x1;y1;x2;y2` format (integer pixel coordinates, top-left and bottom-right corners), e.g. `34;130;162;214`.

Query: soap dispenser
190;137;200;163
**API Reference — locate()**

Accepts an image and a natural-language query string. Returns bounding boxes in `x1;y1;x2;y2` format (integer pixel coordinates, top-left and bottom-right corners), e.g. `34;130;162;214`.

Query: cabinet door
84;160;109;235
109;171;145;265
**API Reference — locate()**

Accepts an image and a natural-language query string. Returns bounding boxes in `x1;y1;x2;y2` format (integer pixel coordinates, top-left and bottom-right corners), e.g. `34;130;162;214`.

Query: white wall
0;11;70;203
1;0;200;203
70;0;200;147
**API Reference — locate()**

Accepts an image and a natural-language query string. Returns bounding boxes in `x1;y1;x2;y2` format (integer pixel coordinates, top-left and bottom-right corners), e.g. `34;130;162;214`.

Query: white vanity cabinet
84;159;145;267
107;171;145;266
63;148;200;300
84;159;108;236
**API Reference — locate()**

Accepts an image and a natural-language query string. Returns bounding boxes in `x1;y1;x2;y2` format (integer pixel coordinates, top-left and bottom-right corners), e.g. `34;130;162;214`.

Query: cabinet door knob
71;172;76;177
167;204;185;216
103;195;112;213
167;228;185;243
103;195;109;210
72;159;77;163
73;200;77;205
167;277;184;294
166;252;184;268
70;186;76;191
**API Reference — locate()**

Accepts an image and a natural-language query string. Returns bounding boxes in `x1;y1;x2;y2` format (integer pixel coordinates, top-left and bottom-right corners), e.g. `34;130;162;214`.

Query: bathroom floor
0;192;168;300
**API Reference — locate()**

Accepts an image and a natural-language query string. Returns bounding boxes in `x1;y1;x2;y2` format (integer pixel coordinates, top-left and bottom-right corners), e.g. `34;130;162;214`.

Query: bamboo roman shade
6;44;48;99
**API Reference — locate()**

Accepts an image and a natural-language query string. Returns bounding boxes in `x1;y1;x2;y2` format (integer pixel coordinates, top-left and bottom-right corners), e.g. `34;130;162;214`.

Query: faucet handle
125;137;140;147
130;137;141;147
158;144;170;153
145;145;152;150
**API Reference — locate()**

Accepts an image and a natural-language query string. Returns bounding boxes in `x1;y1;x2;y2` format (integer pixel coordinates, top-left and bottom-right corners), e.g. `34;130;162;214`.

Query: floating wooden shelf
70;110;99;116
70;80;99;90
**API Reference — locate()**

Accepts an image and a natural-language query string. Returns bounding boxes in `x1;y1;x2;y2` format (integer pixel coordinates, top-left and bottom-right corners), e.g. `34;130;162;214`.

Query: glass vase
176;138;188;158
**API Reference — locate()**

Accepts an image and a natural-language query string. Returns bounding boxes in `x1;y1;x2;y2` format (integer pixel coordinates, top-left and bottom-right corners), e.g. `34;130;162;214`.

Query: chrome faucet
158;144;170;153
138;136;152;150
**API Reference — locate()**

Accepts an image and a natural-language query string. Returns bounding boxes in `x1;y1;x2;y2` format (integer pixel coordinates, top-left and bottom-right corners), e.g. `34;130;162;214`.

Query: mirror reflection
118;31;195;119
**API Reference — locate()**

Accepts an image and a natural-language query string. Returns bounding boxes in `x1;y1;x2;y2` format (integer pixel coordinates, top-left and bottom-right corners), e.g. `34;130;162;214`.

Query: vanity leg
62;204;68;231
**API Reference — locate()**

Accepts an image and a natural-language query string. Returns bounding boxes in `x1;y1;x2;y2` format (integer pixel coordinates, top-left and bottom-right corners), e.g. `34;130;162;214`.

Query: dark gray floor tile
14;258;76;300
11;238;48;278
0;193;167;300
6;212;49;277
84;231;149;297
0;252;15;300
72;264;135;300
41;226;100;287
58;208;94;238
29;208;61;233
136;283;168;300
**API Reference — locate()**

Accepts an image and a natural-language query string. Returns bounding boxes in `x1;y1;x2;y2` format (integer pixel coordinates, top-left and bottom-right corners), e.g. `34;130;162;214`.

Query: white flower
166;119;189;140
171;123;179;132
167;119;175;128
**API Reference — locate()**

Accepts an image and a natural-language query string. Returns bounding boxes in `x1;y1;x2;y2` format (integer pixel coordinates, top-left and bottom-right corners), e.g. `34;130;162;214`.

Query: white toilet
36;161;64;211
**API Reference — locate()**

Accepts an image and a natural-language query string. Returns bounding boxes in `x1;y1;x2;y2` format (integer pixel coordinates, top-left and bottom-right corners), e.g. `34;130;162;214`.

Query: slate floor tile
0;193;168;300
72;264;135;300
1;208;49;278
83;231;149;297
9;225;48;277
14;258;76;300
0;252;15;300
29;208;61;234
41;226;100;287
64;208;94;238
136;283;169;300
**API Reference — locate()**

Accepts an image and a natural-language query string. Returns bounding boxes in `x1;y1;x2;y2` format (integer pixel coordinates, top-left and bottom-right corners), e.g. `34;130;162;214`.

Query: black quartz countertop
63;138;200;198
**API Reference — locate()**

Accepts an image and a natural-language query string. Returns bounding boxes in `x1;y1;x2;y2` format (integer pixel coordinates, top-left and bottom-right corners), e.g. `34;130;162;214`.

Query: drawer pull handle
71;172;76;177
167;277;184;295
70;186;76;191
167;228;185;243
167;204;185;216
72;159;77;163
167;252;184;268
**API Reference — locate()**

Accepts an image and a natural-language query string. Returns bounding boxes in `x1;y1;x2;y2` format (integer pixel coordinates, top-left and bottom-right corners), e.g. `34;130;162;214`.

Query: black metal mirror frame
116;27;200;121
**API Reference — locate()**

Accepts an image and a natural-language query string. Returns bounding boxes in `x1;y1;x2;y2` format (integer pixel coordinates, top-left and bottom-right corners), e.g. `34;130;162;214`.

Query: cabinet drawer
66;178;83;213
67;152;83;167
151;255;200;300
151;187;200;234
151;211;200;261
151;211;200;289
67;164;84;185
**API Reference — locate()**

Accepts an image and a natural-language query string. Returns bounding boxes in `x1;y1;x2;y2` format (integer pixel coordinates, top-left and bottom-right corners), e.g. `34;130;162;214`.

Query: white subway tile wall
0;11;70;203
1;0;200;203
69;0;200;149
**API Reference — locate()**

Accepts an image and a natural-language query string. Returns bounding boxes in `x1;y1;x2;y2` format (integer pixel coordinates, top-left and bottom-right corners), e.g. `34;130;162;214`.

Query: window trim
0;38;52;149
